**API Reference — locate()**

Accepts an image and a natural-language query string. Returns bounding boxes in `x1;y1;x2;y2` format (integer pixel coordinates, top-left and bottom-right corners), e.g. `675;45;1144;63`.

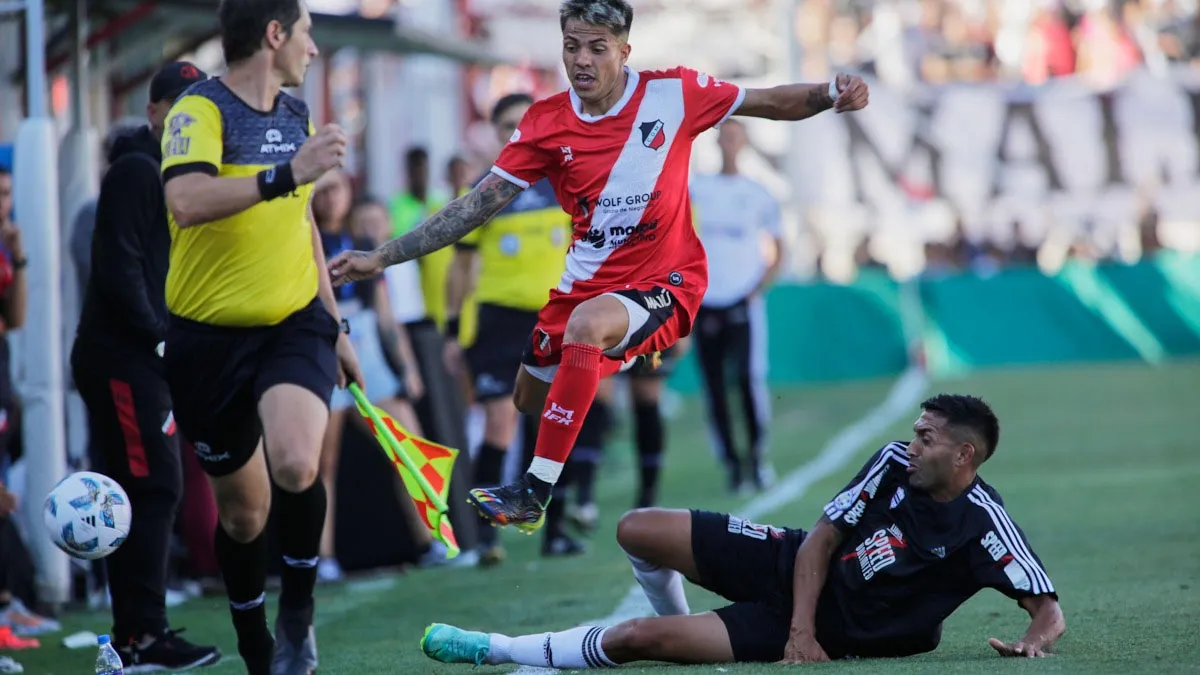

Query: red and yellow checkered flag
348;384;460;559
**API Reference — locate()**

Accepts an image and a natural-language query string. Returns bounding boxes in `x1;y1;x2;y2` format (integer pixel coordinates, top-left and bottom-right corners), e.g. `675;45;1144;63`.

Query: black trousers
72;339;182;644
693;297;771;471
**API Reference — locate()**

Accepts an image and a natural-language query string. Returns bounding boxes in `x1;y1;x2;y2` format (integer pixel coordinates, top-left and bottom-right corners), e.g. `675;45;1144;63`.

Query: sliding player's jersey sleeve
675;66;745;137
822;442;910;533
966;485;1057;599
491;102;557;190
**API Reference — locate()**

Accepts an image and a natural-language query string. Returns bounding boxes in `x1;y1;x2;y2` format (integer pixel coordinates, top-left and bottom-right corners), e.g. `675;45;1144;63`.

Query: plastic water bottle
95;634;124;674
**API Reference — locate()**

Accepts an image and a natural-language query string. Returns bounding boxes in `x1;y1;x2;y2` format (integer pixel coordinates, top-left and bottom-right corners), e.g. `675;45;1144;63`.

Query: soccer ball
42;471;132;560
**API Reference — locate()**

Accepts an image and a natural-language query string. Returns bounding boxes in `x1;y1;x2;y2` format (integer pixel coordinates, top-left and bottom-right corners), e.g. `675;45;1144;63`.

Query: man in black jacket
71;61;220;672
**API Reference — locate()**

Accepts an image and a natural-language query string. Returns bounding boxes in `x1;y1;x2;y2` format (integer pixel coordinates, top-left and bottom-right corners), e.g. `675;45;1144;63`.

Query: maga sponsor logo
582;220;660;249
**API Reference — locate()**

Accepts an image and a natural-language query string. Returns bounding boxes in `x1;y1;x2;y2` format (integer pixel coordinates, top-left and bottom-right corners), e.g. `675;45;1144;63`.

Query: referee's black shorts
163;298;339;477
465;303;539;402
688;509;806;663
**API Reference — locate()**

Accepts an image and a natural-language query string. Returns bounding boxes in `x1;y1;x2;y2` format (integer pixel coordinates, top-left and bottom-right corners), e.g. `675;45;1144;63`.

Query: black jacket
76;125;170;355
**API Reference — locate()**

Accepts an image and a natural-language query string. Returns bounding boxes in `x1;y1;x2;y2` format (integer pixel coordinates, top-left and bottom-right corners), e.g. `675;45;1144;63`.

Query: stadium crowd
798;0;1200;87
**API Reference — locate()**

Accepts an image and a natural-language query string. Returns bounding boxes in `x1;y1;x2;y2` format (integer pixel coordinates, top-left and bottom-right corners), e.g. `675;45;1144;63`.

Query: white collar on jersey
569;66;640;124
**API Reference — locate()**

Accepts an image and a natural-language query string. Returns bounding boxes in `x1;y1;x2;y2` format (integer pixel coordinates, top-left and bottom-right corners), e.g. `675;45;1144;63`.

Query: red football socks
528;343;604;486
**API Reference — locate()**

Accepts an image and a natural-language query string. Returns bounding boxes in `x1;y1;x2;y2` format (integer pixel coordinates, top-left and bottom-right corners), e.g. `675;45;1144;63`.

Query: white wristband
828;80;840;101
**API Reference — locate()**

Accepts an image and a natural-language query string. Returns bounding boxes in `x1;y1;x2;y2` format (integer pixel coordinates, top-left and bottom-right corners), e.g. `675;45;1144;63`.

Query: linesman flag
347;384;460;559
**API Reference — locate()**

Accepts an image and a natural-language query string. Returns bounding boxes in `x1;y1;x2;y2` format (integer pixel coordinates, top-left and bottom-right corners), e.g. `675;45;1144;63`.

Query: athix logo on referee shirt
261;128;297;154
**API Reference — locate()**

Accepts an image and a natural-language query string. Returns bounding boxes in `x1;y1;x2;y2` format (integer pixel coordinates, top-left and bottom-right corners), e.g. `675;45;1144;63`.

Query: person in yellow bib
390;147;457;329
443;93;573;564
158;1;363;672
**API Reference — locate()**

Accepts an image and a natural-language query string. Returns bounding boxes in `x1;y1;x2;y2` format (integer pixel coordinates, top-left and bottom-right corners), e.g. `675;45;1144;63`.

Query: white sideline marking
511;367;929;673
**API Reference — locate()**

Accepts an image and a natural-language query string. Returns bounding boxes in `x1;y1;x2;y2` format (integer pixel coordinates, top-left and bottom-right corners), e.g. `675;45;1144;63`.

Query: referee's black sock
214;524;273;674
475;442;507;486
634;401;665;508
274;480;326;613
474;442;508;548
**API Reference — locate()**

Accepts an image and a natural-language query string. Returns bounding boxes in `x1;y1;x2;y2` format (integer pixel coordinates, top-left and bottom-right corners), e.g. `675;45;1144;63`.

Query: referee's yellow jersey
160;79;317;327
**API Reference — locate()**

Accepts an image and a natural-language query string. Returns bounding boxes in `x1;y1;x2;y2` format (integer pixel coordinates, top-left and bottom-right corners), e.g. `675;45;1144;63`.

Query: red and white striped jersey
490;66;745;321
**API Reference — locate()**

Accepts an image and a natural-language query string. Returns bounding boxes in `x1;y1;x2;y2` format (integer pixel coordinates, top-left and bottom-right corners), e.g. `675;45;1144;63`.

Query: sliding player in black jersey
421;393;1065;668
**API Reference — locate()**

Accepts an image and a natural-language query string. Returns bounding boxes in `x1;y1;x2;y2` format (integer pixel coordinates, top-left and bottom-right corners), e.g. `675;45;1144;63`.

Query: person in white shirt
690;119;784;494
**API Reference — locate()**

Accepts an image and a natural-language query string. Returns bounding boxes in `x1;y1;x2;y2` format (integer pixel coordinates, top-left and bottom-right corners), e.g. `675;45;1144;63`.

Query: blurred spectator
799;0;1197;86
69;120;144;302
1022;2;1077;83
1075;0;1142;88
446;155;472;198
313;172;436;582
389;147;453;329
0;166;58;649
1157;1;1200;63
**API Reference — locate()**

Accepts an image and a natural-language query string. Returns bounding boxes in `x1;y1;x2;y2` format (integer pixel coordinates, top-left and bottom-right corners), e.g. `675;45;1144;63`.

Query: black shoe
272;604;318;675
468;477;547;534
120;628;221;673
542;534;587;558
726;461;744;494
635;489;656;509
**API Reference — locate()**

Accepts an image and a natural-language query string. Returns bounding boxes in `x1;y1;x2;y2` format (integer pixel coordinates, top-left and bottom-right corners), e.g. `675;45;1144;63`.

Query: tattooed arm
329;173;523;285
738;73;869;121
380;174;522;266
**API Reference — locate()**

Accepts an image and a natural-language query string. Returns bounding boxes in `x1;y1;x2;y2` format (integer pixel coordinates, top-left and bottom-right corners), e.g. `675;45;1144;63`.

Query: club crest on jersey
639;120;666;150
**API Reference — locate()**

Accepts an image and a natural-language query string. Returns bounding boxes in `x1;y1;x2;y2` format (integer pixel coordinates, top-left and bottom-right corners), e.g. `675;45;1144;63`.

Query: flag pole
347;384;450;514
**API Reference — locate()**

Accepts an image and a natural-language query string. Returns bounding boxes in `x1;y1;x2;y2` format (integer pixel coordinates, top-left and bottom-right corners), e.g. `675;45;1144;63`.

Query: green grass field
21;360;1200;674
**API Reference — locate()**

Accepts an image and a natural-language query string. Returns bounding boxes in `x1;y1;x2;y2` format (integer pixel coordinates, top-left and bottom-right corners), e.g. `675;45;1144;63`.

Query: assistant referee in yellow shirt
158;1;362;673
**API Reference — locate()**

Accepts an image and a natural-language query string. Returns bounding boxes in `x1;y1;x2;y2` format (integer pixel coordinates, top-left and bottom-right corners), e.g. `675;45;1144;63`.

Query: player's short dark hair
491;93;535;125
0;165;10;177
352;194;383;210
405;147;429;166
559;0;634;38
219;0;304;65
920;394;1000;462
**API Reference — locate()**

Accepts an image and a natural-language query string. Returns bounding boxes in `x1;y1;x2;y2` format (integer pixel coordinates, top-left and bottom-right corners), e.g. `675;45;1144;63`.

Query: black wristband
11;257;26;271
257;162;297;201
445;316;461;338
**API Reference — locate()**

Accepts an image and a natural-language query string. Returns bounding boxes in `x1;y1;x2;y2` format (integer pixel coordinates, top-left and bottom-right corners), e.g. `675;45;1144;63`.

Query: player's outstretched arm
988;595;1066;658
779;515;844;664
329;174;522;285
738;73;869;121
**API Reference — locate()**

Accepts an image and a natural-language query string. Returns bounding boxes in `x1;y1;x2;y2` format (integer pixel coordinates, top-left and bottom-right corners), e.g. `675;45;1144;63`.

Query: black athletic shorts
465;303;540;402
163;299;339;477
690;509;806;663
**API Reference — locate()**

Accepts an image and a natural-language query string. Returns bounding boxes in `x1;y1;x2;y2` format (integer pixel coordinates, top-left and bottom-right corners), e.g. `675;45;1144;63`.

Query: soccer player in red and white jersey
330;0;870;531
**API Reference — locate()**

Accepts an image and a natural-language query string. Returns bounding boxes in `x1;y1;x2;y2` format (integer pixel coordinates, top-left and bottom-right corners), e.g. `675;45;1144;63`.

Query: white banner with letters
782;68;1200;278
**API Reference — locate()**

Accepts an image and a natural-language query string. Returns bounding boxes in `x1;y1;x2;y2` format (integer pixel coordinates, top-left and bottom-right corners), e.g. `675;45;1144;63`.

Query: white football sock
628;555;690;616
487;626;618;668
